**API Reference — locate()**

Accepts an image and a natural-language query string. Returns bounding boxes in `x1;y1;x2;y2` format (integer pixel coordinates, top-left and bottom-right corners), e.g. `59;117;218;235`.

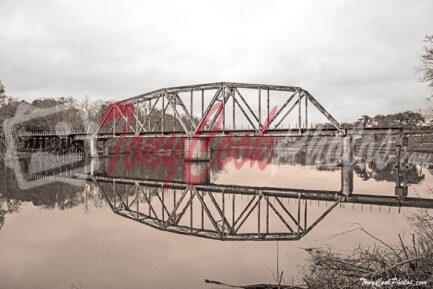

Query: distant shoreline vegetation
0;80;432;155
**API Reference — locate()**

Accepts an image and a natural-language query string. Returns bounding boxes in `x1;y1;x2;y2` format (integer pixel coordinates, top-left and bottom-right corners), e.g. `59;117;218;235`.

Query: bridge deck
78;174;433;209
16;127;433;140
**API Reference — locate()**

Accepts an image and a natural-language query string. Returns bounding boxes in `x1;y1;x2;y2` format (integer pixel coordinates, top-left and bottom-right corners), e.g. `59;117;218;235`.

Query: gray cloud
0;0;432;121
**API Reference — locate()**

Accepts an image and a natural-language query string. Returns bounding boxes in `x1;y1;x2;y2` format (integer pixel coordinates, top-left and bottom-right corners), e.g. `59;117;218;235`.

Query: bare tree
419;35;433;99
0;80;4;96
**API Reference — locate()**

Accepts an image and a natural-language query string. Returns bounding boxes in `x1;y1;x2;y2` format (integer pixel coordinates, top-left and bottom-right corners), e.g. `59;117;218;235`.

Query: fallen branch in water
204;279;305;289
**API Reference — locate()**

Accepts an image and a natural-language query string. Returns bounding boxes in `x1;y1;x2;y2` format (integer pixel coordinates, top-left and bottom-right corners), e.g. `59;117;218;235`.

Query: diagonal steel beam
234;88;260;125
302;90;343;134
234;194;261;234
274;197;302;230
207;192;233;233
268;91;298;128
151;101;170;132
166;187;190;224
137;185;162;226
110;182;128;210
173;187;196;226
152;187;171;221
207;85;231;130
232;90;257;131
273;97;301;129
173;92;199;130
301;199;341;237
137;94;161;133
193;187;223;237
233;194;259;228
194;86;223;134
266;196;295;233
165;93;190;135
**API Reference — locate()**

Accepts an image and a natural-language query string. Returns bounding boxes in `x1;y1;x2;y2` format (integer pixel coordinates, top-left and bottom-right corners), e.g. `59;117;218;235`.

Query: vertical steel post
190;189;193;233
298;93;302;134
162;94;165;134
201;191;204;230
304;199;307;231
148;100;151;131
113;107;116;136
395;135;408;198
402;137;408;191
232;194;235;227
148;188;151;217
258;87;261;128
297;193;301;234
222;85;225;133
162;185;165;224
173;95;177;131
395;140;401;187
257;193;261;237
222;190;225;234
201;89;204;118
190;88;193;116
341;135;354;198
267;89;270;120
135;101;138;132
232;89;236;129
305;94;308;129
266;198;269;235
136;185;139;218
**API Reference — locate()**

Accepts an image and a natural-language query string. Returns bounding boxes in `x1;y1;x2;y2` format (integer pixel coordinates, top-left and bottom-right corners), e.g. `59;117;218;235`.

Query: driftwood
205;279;305;289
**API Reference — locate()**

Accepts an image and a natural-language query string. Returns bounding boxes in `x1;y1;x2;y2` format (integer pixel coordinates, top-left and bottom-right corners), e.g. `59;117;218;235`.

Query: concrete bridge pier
184;137;210;161
97;139;110;157
103;141;110;157
85;135;100;158
184;161;211;184
90;137;96;157
184;137;211;184
395;135;408;198
341;135;353;199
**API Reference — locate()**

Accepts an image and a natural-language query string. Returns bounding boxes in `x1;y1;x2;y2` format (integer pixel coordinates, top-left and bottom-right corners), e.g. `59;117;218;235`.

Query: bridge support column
184;137;211;184
99;140;109;157
86;135;98;158
395;135;408;198
341;135;353;198
90;157;95;176
184;138;210;161
184;161;211;184
91;138;95;156
104;142;109;157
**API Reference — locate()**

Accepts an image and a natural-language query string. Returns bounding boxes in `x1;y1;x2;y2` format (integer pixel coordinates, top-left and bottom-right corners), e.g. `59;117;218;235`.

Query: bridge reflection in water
92;175;340;241
64;148;432;241
18;146;433;241
12;82;433;241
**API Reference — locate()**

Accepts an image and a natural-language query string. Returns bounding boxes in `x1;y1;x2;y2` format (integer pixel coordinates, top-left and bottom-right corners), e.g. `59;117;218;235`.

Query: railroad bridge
11;82;433;240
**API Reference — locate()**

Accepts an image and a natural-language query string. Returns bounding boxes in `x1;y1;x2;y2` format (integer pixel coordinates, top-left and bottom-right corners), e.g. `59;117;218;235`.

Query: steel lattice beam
92;175;343;241
95;82;344;137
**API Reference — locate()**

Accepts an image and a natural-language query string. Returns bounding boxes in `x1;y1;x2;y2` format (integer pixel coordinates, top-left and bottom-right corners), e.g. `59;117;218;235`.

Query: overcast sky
1;0;432;121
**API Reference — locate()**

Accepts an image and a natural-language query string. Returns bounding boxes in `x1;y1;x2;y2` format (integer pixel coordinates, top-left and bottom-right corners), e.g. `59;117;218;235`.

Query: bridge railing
16;129;85;137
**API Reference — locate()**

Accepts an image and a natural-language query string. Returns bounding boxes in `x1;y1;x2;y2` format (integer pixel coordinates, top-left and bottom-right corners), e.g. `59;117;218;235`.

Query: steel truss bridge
17;82;433;139
62;173;433;241
12;82;433;240
97;82;344;138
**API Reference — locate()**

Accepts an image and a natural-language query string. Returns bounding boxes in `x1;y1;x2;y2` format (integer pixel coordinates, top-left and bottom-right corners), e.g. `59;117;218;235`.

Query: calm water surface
1;147;432;289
